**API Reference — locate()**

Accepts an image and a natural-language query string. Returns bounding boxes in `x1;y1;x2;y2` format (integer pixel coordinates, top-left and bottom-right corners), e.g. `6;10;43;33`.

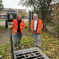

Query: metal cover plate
14;47;49;59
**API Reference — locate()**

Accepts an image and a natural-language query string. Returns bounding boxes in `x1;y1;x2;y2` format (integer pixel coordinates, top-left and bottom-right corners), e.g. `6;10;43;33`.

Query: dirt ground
0;29;14;47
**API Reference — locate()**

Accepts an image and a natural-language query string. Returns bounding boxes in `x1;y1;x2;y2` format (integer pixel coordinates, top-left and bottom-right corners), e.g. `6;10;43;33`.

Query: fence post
29;11;31;31
8;27;14;59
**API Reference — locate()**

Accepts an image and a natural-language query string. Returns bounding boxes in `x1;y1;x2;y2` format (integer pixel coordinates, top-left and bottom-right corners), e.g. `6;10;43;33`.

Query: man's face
18;15;22;21
33;15;38;20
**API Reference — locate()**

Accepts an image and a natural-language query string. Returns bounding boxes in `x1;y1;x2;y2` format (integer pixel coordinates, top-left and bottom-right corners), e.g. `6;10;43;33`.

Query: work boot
18;43;21;48
34;45;38;47
14;47;17;51
14;44;17;51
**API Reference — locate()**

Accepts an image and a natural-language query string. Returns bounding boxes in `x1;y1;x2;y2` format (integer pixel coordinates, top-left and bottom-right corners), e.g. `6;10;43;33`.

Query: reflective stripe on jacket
30;19;43;33
12;19;26;34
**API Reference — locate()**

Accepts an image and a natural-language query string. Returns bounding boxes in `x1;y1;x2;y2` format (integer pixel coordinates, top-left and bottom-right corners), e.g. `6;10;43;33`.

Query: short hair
33;14;38;17
17;14;22;17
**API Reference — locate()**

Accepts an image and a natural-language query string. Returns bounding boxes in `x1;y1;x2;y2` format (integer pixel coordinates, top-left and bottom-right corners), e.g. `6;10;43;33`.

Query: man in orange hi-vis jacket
12;15;27;50
30;14;43;49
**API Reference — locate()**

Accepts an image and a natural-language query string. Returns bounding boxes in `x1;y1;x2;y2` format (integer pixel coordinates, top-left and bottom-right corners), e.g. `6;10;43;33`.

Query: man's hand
25;26;27;29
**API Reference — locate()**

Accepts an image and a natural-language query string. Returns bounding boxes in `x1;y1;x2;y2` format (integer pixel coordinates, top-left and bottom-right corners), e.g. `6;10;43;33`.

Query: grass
25;22;29;28
0;20;5;21
0;23;59;59
0;26;5;28
0;44;10;51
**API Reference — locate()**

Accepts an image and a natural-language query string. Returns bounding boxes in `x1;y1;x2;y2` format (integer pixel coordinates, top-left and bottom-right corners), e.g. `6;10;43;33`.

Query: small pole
29;11;31;31
8;27;14;59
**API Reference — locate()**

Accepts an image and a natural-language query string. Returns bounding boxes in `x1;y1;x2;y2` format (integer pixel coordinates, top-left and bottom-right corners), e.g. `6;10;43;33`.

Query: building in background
0;10;7;19
0;8;28;19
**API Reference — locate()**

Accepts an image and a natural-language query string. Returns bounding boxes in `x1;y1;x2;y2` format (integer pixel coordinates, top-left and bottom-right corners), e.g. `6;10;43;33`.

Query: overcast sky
2;0;33;12
2;0;26;9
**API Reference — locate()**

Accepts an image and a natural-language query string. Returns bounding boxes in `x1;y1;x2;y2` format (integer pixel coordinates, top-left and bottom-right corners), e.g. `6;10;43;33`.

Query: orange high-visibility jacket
12;19;26;34
30;19;43;33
